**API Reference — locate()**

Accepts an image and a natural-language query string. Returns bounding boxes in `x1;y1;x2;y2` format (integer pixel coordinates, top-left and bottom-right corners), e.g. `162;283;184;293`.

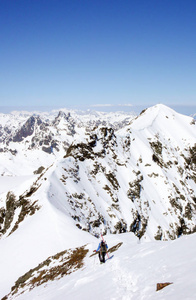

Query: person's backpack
100;241;106;252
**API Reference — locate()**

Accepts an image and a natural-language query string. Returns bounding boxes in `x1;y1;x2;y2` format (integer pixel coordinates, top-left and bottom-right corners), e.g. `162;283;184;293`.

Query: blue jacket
96;242;108;252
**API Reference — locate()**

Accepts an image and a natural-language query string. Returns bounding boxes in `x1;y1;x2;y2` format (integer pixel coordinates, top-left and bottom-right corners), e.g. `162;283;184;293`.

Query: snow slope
45;104;196;240
0;164;96;298
2;232;196;300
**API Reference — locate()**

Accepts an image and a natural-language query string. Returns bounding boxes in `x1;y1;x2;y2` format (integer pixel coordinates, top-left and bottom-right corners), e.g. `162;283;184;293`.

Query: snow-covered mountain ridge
0;104;195;241
0;104;196;299
61;104;196;240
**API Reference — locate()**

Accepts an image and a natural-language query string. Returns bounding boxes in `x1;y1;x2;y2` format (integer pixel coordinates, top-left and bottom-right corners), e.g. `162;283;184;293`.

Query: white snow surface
1;230;196;300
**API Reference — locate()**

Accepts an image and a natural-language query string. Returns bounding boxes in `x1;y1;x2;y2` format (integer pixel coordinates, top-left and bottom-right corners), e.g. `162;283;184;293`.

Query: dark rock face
13;116;42;142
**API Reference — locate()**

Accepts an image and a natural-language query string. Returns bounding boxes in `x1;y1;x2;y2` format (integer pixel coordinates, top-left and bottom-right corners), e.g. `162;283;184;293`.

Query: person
96;240;108;263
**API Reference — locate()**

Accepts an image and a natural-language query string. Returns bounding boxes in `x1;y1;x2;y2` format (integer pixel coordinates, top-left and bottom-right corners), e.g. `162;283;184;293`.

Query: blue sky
0;0;196;113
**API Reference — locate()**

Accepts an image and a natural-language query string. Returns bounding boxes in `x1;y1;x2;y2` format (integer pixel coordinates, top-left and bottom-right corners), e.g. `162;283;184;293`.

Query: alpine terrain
0;104;195;300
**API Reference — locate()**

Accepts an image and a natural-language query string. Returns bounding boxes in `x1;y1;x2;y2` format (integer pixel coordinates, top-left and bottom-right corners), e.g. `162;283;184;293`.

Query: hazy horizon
0;103;195;117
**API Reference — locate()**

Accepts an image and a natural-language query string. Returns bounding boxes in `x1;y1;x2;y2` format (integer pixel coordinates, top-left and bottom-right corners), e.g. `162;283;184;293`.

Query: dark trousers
99;251;106;263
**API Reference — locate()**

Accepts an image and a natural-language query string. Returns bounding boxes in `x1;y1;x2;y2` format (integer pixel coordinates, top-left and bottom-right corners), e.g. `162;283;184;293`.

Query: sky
0;0;196;114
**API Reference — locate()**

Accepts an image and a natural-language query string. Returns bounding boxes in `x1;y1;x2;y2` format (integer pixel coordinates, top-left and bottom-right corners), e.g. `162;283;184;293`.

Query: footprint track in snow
111;258;139;299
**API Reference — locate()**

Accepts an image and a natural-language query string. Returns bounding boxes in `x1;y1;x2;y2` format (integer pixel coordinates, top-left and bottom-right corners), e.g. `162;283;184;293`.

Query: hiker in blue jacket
96;240;108;263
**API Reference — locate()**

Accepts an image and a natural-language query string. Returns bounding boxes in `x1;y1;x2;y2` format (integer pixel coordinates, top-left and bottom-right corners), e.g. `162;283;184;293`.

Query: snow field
8;232;196;300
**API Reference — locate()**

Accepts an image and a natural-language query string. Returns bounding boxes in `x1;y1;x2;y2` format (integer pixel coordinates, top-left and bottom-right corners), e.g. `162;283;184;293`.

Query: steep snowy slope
46;104;196;240
0;164;96;298
2;232;196;300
